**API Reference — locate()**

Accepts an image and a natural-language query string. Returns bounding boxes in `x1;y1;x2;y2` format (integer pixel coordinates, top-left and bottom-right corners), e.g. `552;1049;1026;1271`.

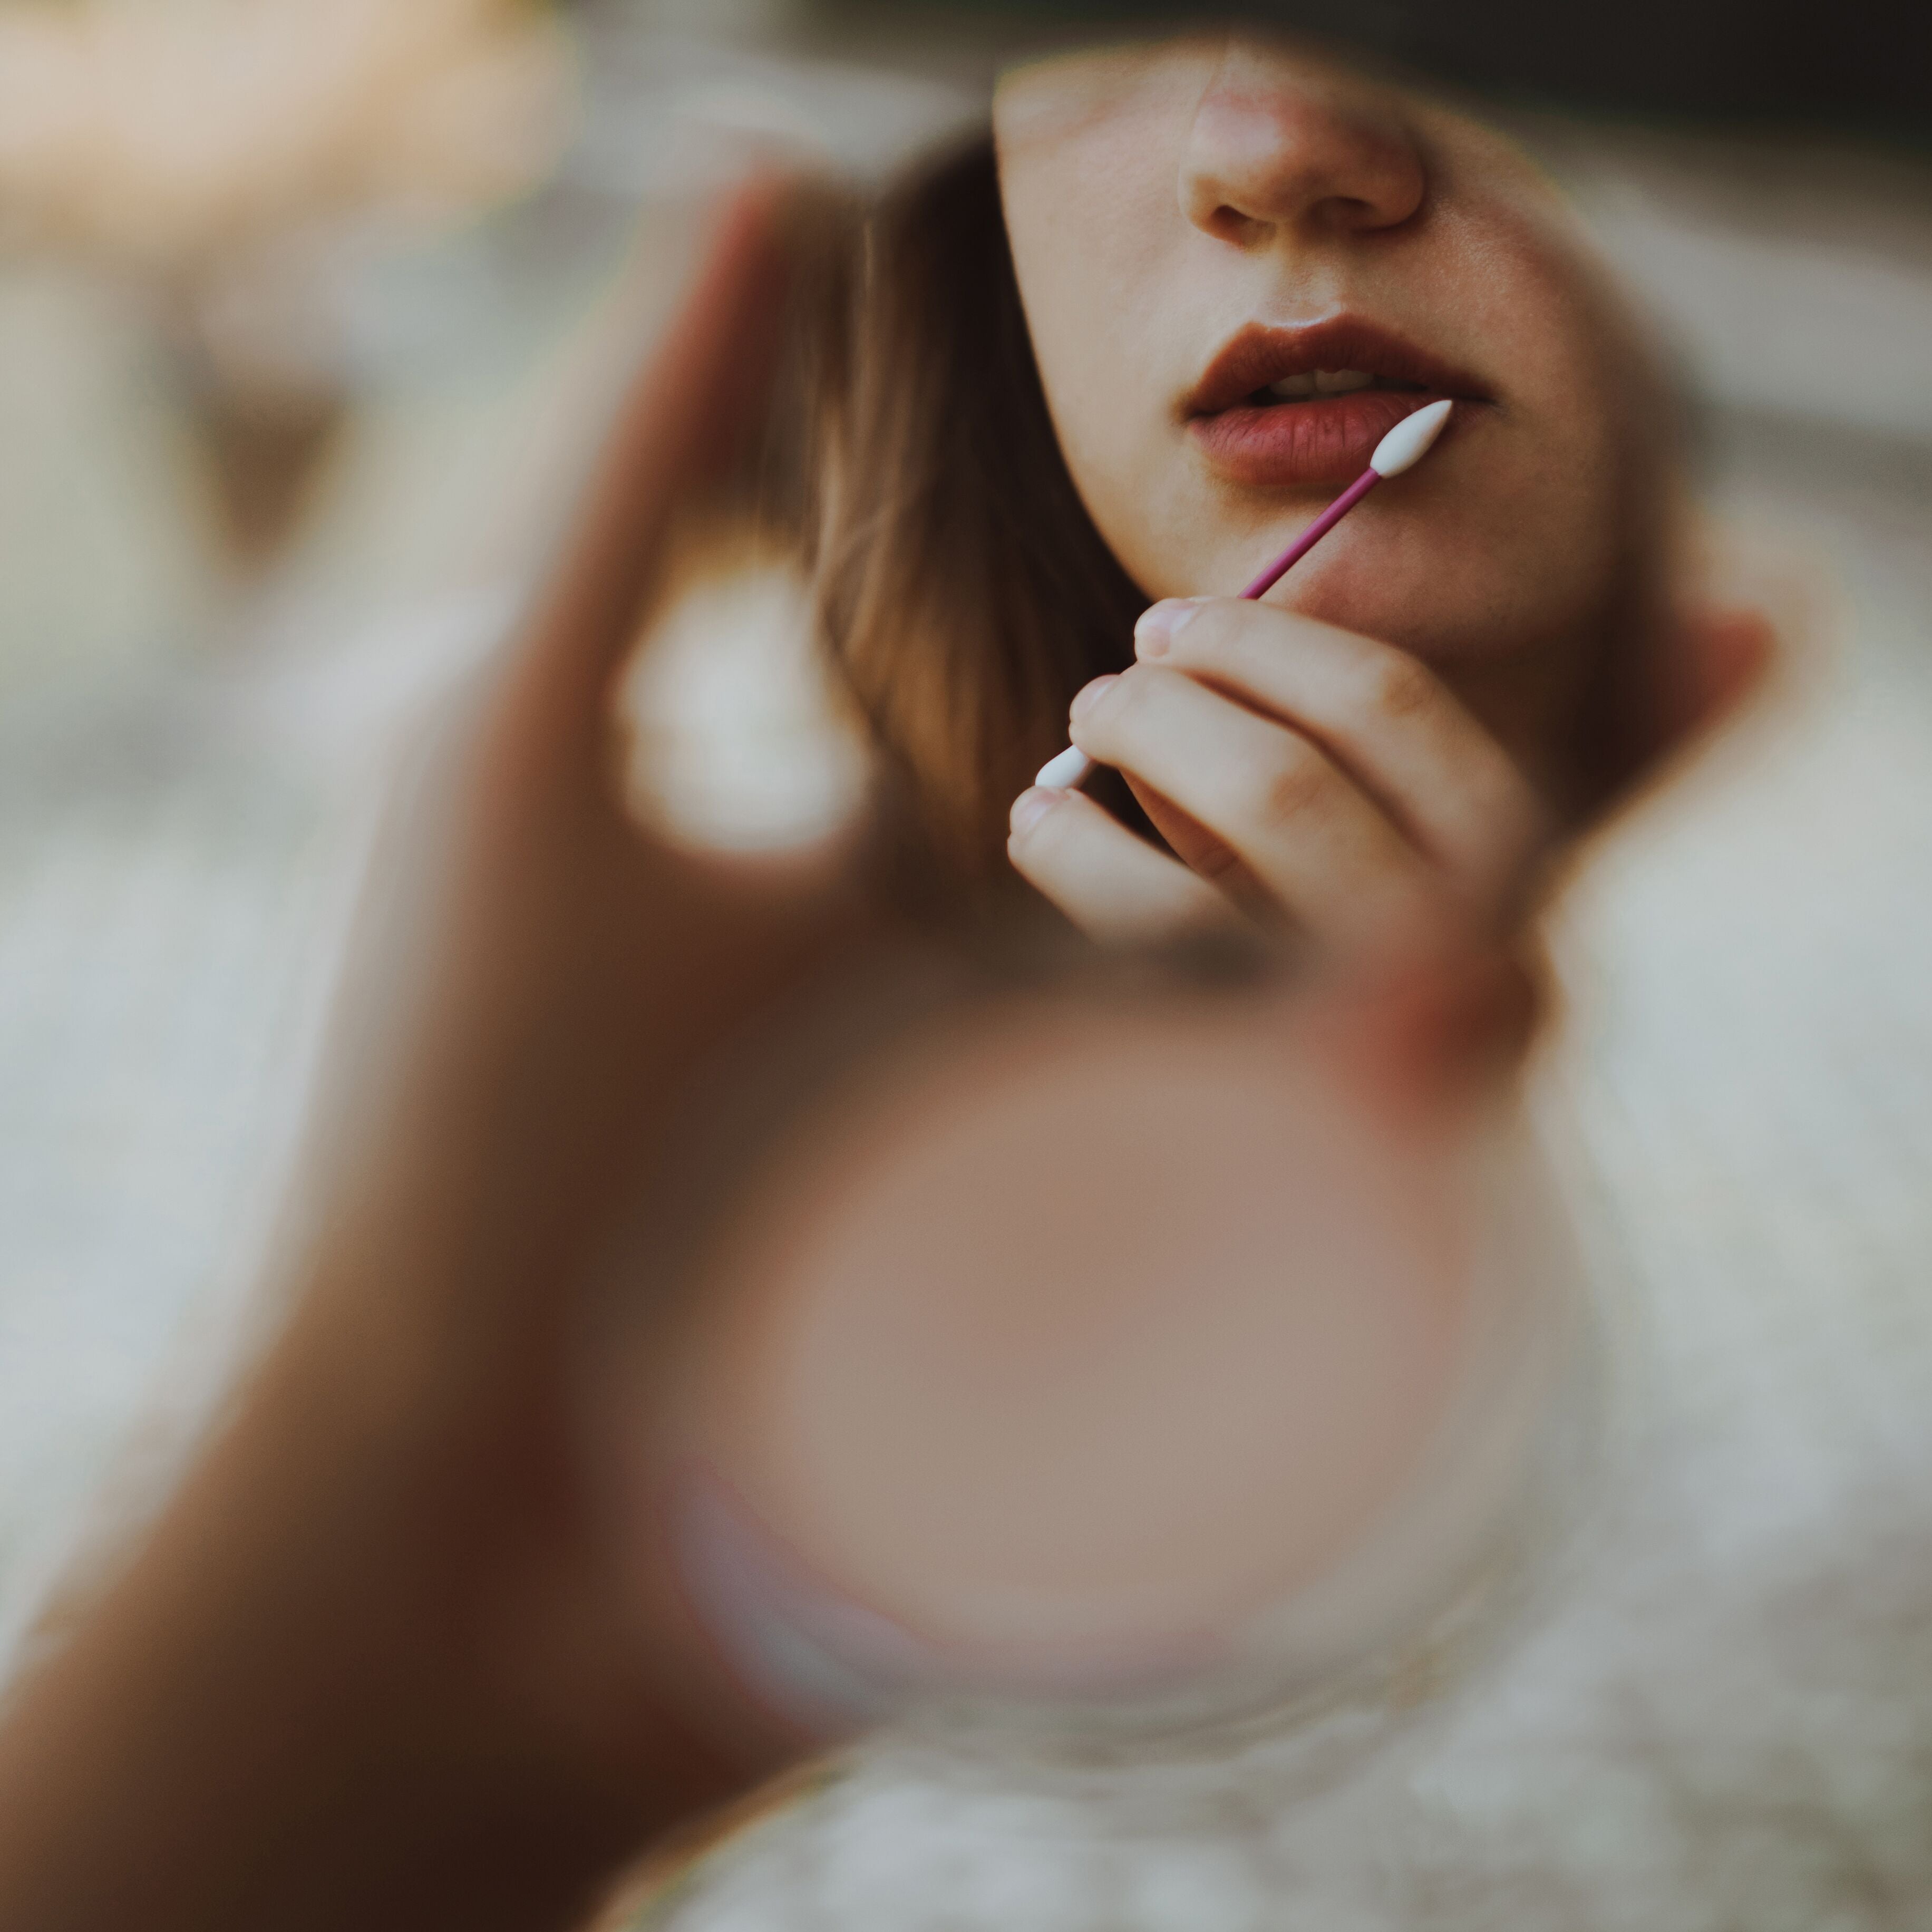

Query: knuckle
1189;838;1246;885
1177;598;1242;651
1363;649;1436;722
1085;663;1169;742
1256;740;1331;825
1174;598;1269;668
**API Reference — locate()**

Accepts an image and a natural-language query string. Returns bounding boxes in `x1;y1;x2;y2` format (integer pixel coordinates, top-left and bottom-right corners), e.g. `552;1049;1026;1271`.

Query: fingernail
1070;674;1119;723
1010;787;1059;836
1134;599;1203;657
1035;744;1094;789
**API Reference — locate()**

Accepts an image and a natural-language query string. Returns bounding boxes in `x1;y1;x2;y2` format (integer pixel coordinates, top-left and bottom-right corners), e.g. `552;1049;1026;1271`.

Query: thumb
488;174;811;797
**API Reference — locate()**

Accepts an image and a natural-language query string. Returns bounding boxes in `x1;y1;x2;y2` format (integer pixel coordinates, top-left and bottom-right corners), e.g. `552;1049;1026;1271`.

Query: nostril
1324;192;1397;236
1176;179;1256;243
1195;200;1271;249
1179;58;1428;244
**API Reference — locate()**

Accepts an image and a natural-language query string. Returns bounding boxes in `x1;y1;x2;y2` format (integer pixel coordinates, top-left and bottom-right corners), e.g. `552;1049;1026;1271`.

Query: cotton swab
1033;398;1455;793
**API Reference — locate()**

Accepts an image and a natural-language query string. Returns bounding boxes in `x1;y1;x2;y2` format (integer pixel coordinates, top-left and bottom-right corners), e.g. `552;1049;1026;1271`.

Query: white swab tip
1368;397;1455;478
1035;745;1094;789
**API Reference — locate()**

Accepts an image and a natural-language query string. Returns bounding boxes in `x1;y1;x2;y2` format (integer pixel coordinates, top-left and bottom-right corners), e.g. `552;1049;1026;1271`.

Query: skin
997;36;1759;952
0;42;1767;1932
0;187;833;1932
650;986;1482;1708
0;186;1518;1917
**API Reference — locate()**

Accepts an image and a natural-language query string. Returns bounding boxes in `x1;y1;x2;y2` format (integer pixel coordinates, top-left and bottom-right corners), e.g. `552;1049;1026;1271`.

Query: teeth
1264;369;1376;401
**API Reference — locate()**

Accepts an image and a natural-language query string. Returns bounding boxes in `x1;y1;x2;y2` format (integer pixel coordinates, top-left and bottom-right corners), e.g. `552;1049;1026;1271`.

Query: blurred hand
0;179;859;1932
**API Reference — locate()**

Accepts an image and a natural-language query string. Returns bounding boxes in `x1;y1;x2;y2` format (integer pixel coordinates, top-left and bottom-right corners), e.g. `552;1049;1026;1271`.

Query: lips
1187;318;1490;489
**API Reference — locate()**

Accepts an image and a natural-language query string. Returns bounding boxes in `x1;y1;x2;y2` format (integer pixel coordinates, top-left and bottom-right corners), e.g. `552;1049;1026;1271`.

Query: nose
1180;46;1427;246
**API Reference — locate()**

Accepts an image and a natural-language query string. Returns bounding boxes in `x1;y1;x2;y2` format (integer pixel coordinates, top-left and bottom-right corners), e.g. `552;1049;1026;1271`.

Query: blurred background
1;3;1929;1926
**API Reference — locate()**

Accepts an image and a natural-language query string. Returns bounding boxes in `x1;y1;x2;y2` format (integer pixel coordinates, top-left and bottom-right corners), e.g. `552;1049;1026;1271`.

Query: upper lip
1186;317;1490;418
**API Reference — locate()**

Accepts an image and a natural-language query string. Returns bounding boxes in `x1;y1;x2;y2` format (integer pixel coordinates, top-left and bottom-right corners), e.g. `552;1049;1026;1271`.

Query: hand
0;179;855;1932
1008;596;1550;956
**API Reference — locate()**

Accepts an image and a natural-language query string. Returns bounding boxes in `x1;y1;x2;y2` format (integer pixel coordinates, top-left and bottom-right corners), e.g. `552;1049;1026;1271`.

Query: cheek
1003;132;1195;556
1284;439;1625;688
1307;256;1635;666
1436;217;1637;624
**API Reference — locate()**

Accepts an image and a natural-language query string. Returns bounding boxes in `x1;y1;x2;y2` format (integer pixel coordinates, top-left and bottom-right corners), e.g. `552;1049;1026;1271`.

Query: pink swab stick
1035;399;1455;792
1236;397;1455;598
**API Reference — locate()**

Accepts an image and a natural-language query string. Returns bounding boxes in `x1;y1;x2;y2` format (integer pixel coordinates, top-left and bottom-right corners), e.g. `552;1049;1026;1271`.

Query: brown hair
803;133;1150;896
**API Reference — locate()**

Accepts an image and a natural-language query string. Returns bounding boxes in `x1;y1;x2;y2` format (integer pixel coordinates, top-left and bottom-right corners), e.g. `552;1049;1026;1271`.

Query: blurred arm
0;182;828;1932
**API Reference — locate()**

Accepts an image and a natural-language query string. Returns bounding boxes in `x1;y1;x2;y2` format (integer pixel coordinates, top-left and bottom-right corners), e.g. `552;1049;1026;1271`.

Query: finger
1134;599;1547;910
499;177;804;778
1069;668;1439;952
1007;786;1235;945
1115;775;1299;932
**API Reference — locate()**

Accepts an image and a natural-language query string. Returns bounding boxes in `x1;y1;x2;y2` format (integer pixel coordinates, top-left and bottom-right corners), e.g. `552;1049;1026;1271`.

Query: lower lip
1190;390;1464;488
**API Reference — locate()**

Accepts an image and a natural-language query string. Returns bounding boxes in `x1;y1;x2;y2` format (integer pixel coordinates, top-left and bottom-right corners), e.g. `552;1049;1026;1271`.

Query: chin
1291;517;1593;668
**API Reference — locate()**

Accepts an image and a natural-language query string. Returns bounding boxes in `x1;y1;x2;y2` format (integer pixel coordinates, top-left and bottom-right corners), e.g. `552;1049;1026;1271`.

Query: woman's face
994;37;1667;776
